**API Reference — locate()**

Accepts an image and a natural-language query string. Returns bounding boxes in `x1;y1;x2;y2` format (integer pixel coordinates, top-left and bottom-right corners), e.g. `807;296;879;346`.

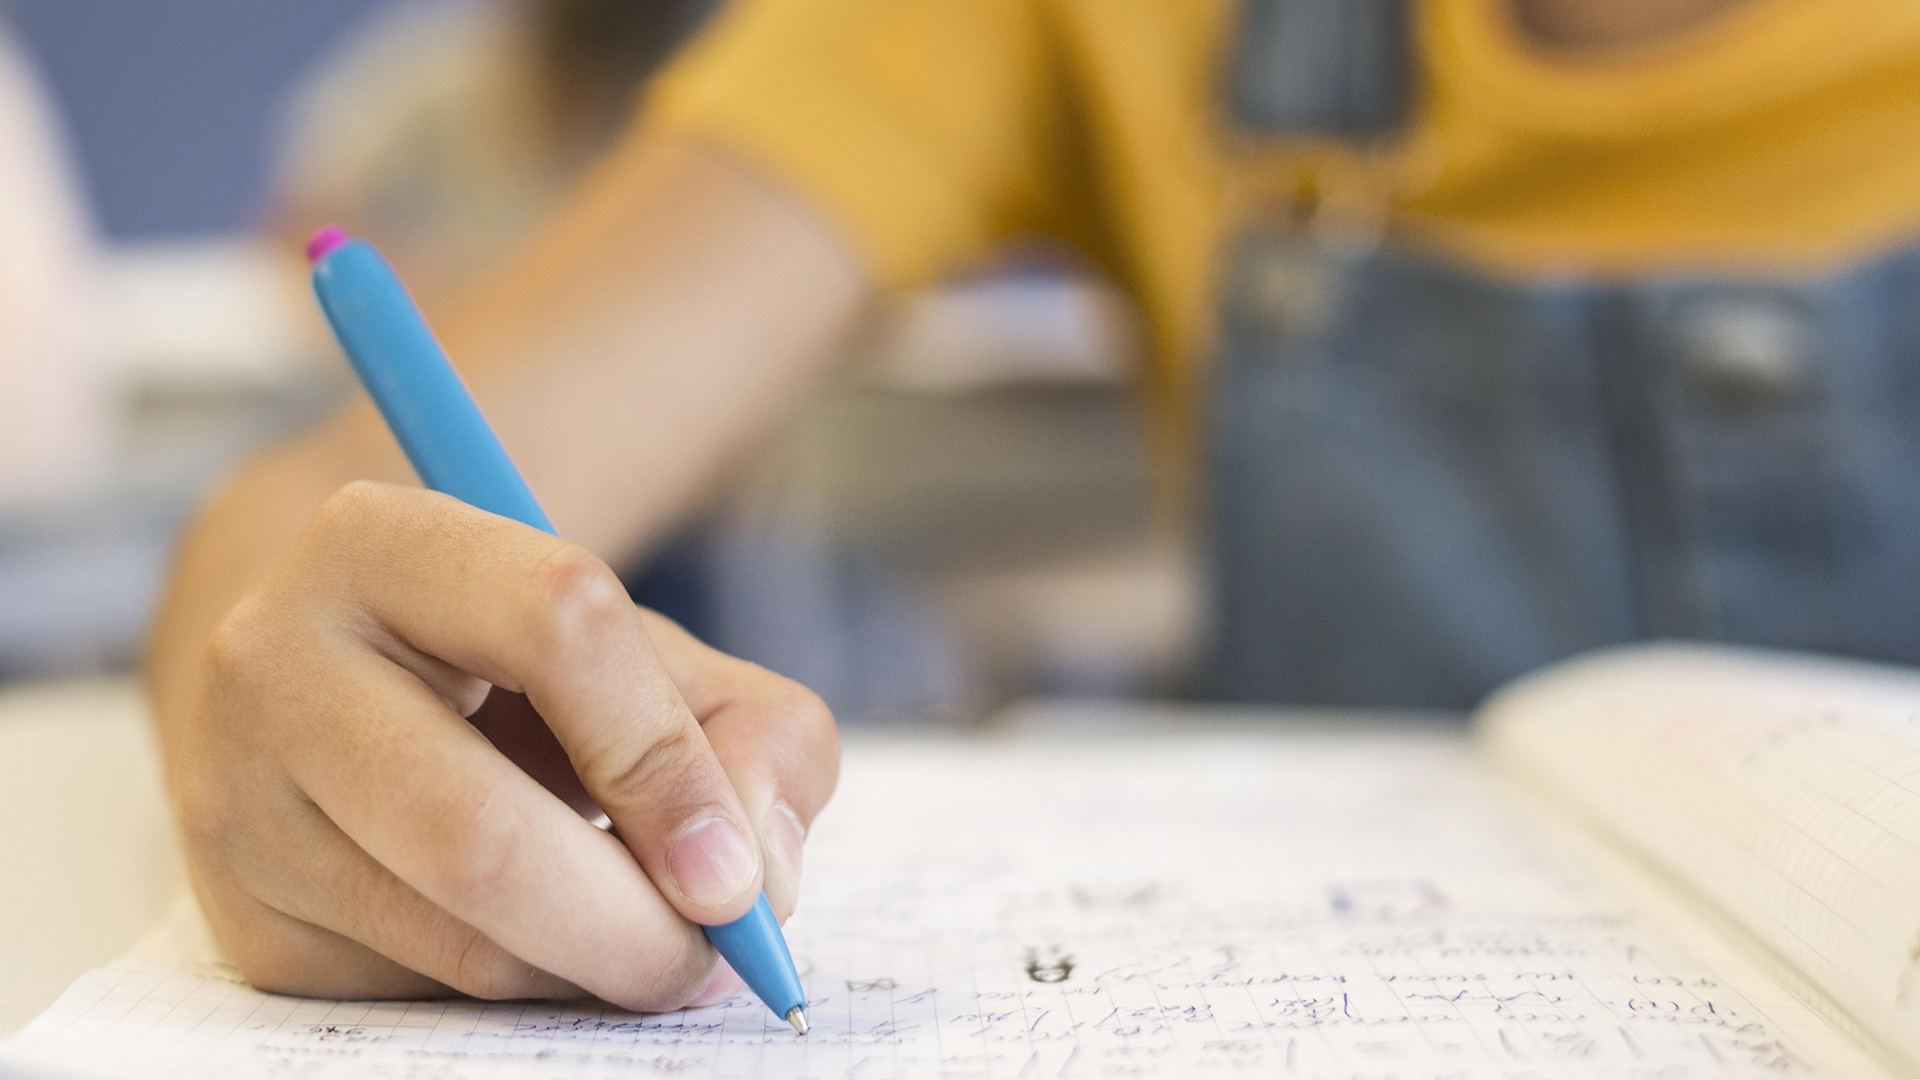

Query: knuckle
427;791;528;902
781;683;839;745
182;628;276;855
310;479;394;538
585;722;705;812
171;764;236;856
774;681;842;791
200;606;267;691
529;545;632;657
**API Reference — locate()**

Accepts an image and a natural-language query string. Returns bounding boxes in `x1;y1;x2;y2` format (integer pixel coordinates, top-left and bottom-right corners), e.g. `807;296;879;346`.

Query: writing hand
164;481;839;1009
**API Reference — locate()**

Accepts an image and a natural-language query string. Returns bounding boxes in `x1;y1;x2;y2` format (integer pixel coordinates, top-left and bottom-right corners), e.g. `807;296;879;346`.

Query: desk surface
0;679;183;1032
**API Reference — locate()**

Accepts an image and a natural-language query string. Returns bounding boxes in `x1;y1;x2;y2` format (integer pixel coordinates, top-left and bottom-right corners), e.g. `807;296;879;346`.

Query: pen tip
787;1007;808;1035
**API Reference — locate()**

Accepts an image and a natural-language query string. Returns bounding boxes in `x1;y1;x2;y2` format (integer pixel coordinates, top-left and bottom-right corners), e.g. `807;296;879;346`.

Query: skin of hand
146;137;869;1008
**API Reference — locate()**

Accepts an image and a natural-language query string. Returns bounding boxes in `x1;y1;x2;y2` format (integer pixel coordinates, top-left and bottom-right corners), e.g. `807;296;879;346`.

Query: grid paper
1484;643;1920;1072
2;726;1876;1079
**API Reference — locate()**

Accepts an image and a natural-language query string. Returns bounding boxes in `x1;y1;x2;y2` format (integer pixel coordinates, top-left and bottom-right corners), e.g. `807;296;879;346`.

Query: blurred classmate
148;0;1920;1008
0;21;106;505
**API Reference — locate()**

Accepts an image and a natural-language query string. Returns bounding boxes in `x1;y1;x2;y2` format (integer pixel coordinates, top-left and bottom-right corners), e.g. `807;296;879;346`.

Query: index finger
318;484;767;925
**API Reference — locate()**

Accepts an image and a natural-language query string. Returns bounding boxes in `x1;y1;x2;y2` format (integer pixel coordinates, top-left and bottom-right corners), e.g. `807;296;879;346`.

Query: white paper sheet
0;726;1880;1079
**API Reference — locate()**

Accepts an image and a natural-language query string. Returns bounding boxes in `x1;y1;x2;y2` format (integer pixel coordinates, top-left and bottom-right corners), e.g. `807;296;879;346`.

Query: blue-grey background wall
8;0;393;240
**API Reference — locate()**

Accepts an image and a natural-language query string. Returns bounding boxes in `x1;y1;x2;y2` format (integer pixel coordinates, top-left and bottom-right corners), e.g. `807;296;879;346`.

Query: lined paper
2;725;1880;1079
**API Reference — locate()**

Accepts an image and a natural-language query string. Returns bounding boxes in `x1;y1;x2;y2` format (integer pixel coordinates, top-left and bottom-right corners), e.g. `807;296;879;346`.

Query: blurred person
144;0;1920;1007
0;20;107;505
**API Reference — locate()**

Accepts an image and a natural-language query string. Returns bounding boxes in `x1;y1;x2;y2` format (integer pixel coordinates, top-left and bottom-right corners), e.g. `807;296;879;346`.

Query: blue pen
306;225;810;1035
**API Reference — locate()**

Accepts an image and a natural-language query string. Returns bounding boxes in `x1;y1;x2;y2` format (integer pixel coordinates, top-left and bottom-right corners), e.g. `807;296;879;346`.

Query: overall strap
1230;0;1413;138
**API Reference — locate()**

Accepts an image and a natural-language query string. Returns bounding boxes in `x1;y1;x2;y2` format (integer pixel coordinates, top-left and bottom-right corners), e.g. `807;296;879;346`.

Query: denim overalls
1206;0;1920;707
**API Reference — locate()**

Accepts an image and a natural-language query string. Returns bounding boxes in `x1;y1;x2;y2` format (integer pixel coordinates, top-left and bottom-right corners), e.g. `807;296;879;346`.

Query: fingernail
767;802;806;881
668;817;759;907
688;958;746;1007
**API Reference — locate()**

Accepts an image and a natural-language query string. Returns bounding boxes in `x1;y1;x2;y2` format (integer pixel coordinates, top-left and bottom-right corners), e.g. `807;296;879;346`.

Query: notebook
3;643;1915;1079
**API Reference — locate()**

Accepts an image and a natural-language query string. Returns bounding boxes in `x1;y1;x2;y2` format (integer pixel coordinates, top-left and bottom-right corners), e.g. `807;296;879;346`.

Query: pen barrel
311;241;555;535
704;894;807;1019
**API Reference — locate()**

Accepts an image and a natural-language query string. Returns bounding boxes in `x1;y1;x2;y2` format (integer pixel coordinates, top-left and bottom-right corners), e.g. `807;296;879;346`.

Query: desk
0;680;183;1032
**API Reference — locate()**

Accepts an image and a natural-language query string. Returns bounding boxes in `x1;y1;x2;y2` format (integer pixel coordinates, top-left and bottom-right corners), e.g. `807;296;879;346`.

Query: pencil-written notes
2;727;1868;1079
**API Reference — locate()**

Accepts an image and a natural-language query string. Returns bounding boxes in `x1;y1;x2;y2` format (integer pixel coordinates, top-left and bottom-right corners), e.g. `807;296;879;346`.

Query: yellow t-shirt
643;0;1920;389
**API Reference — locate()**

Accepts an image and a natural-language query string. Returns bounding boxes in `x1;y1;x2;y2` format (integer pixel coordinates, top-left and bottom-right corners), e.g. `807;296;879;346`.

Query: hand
161;481;839;1009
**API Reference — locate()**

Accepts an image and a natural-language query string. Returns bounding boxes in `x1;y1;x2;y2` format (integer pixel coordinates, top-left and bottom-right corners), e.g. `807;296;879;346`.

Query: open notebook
4;643;1918;1079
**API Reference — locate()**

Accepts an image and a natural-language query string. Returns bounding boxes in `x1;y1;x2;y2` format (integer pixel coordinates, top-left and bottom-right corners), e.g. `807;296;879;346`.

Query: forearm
432;136;870;555
146;136;870;733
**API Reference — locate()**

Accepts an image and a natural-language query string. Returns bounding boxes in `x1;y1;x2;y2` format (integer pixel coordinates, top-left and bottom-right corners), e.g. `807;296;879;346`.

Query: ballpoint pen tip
787;1007;808;1035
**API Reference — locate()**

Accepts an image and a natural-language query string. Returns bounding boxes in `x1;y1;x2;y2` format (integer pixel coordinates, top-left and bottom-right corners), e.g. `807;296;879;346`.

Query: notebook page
1;726;1882;1079
1480;643;1920;1074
